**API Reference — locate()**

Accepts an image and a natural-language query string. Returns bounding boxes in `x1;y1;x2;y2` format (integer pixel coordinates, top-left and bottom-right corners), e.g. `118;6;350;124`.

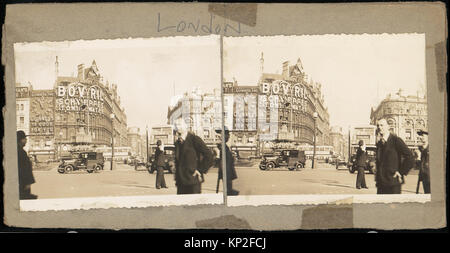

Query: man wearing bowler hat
16;130;37;199
215;126;239;196
417;130;430;193
355;140;368;189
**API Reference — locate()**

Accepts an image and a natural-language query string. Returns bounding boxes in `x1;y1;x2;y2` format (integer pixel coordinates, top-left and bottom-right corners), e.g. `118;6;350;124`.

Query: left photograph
14;35;224;210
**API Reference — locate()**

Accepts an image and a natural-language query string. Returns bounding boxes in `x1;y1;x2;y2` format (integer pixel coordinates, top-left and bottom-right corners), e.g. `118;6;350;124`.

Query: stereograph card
2;2;447;230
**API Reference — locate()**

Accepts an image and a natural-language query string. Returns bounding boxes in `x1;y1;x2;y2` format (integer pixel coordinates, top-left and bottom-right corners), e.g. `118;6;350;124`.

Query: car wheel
94;165;102;172
259;164;267;170
87;169;94;173
296;163;303;170
266;162;275;170
288;167;295;171
65;165;74;173
57;168;65;174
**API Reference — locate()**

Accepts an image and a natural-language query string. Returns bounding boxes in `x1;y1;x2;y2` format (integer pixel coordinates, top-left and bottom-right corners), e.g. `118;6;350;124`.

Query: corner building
370;89;427;151
223;56;331;157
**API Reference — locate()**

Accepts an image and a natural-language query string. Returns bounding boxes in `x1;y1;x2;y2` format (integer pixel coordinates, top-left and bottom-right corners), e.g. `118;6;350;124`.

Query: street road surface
31;163;221;199
30;162;422;199
233;163;420;195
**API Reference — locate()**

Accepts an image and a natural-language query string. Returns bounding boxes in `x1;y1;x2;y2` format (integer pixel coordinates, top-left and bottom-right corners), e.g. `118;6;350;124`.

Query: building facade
222;56;331;156
127;126;146;159
16;83;32;151
330;125;347;159
17;59;128;160
167;87;222;147
370;89;427;150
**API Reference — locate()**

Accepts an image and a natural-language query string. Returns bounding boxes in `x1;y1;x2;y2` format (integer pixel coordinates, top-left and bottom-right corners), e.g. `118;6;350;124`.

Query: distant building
370;88;427;150
167;87;222;147
15;82;32;151
127;126;145;158
330;126;347;159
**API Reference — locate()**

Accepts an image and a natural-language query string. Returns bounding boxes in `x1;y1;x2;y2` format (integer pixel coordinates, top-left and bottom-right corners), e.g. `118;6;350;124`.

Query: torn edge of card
226;194;431;207
19;193;224;211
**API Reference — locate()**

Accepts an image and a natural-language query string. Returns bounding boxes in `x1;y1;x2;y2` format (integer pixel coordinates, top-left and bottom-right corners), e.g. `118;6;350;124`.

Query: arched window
387;118;396;133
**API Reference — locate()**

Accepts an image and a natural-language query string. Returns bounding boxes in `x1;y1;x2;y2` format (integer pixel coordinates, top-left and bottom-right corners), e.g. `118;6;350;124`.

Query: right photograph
222;34;428;200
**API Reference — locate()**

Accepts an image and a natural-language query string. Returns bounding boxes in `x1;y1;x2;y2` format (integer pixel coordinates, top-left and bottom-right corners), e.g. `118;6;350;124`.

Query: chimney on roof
77;64;85;80
282;61;289;79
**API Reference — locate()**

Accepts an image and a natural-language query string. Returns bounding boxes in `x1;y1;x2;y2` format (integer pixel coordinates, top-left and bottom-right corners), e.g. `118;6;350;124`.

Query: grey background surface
3;2;447;229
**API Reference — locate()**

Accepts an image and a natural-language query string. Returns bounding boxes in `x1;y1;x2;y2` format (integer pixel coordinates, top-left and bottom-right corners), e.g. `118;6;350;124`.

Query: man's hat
417;130;428;136
358;140;364;146
17;130;27;140
215;126;230;134
156;140;162;146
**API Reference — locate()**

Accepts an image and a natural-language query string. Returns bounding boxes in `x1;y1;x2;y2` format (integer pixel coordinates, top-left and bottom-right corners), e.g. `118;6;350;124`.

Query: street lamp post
146;125;149;165
312;112;318;169
110;113;115;170
59;131;63;160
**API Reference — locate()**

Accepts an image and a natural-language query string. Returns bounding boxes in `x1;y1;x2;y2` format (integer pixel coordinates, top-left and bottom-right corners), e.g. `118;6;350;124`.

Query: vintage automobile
128;156;147;170
330;156;348;169
347;147;377;174
147;146;175;174
57;152;104;174
259;149;306;171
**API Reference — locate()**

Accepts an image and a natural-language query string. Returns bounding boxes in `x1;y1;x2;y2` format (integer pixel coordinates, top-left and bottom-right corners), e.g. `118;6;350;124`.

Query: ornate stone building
18;58;128;160
222;55;331;157
370;88;427;150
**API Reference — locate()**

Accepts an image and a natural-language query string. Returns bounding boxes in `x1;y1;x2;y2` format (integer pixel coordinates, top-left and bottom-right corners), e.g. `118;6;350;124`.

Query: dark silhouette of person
417;130;430;193
17;130;37;199
154;140;167;189
216;126;239;196
355;140;368;189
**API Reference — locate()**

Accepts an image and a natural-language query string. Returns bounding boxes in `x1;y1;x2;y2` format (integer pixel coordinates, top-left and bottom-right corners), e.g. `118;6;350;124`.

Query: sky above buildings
14;36;221;134
223;34;426;130
14;34;426;134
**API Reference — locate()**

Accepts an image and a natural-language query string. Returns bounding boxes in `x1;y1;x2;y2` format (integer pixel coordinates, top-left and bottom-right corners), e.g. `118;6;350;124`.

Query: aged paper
3;2;446;230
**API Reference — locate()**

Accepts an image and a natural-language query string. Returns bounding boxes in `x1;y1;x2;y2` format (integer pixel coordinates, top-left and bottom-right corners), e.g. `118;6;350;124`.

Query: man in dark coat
17;130;37;199
174;126;214;194
417;130;430;193
154;140;167;189
355;140;368;189
216;127;239;196
375;119;414;194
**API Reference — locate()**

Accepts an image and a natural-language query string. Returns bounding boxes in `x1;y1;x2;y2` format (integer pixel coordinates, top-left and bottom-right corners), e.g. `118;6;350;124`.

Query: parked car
57;152;104;174
147;147;175;174
347;147;377;174
259;149;306;171
332;157;348;169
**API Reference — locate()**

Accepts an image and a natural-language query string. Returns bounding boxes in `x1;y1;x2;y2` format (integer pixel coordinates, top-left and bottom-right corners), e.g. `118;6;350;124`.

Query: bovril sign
260;81;309;112
56;83;105;114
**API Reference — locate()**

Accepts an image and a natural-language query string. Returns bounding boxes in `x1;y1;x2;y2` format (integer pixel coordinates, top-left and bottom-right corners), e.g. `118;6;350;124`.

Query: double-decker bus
96;146;131;163
297;145;334;161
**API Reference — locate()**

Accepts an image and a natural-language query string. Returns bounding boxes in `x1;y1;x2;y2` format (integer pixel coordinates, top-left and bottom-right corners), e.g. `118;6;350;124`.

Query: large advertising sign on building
55;83;105;114
30;90;54;136
260;80;309;112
